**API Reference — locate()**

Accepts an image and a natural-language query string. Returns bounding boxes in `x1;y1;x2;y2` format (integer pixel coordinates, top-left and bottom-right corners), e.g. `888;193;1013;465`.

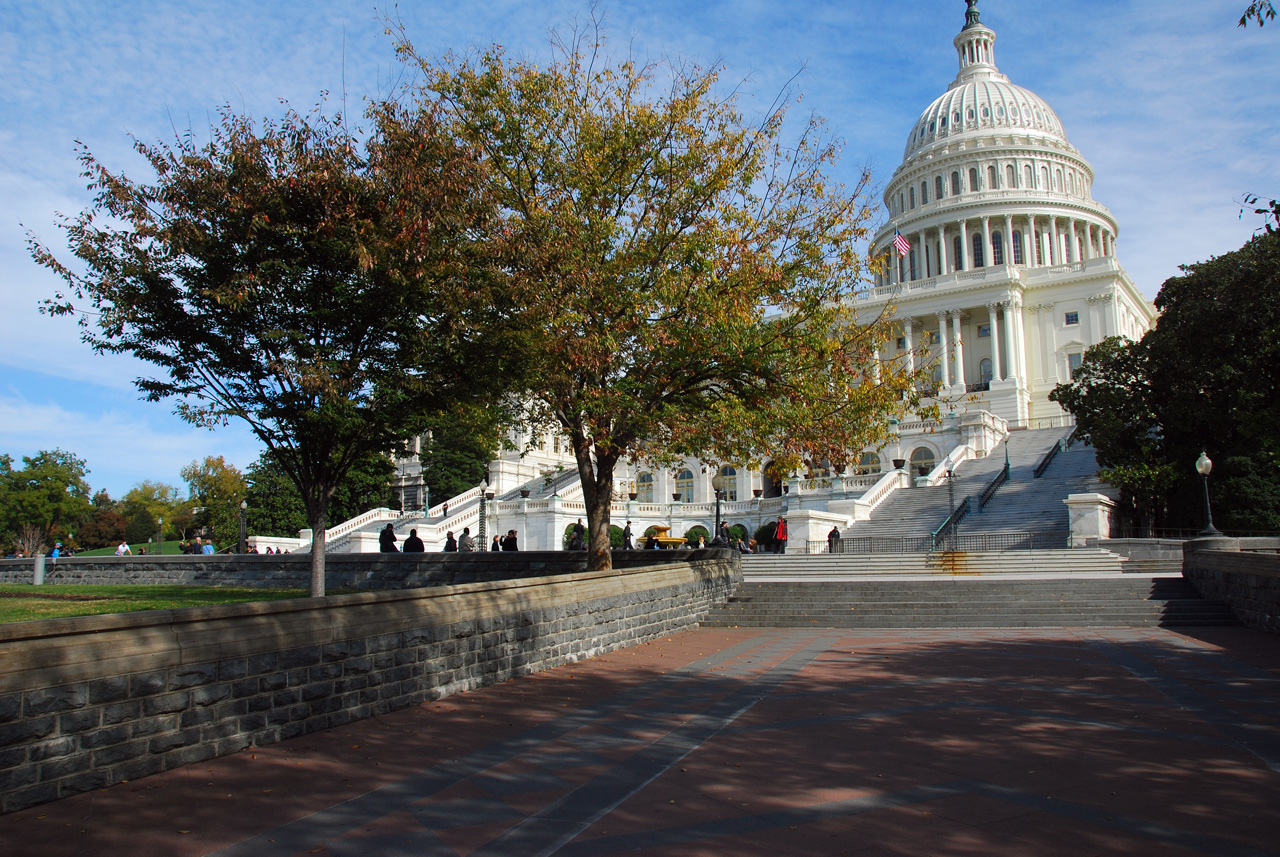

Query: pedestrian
379;523;399;553
623;520;633;550
501;529;519;551
828;525;842;554
458;527;476;551
50;542;62;558
189;537;203;555
775;516;789;554
719;522;731;545
491;535;502;552
444;531;458;552
202;540;216;555
115;541;132;556
442;503;449;518
403;528;425;552
645;532;659;550
572;518;586;542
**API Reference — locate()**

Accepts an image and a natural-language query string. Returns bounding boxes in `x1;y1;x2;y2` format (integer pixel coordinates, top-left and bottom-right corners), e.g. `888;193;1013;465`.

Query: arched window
921;181;929;204
899;192;905;213
856;452;882;475
762;461;783;498
1025;165;1034;188
1011;230;1024;265
992;231;1004;265
1007;164;1016;187
979;357;993;384
972;232;985;268
717;465;738;501
1054;168;1063;191
637;472;654;503
951;171;961;196
936;176;945;200
969;168;979;192
909;248;918;281
675;469;694;501
910;447;936;477
1041;166;1049;189
953;236;964;271
988;165;998;188
909;186;916;209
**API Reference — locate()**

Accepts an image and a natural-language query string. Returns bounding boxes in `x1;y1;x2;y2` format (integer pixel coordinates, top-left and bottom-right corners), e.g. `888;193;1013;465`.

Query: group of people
379;524;519;553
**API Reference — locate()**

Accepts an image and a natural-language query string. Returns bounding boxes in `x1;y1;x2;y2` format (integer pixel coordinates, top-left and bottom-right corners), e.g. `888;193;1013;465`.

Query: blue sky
1;0;1276;500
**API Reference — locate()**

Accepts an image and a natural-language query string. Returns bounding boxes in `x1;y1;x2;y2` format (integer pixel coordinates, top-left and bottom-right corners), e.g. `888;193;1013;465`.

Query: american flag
892;231;911;257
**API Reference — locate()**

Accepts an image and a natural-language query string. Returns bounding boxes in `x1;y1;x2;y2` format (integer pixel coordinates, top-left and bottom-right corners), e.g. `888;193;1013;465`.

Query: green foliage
1052;230;1280;531
419;409;502;506
0;449;93;554
181;456;248;546
391;24;927;570
728;523;748;543
683;526;709;546
244;448;395;538
124;507;158;544
78;508;128;550
32;103;524;595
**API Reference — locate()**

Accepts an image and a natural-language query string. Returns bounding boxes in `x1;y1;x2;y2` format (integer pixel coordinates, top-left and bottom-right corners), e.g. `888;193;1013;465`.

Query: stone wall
0;549;730;590
1183;538;1280;633
0;557;740;814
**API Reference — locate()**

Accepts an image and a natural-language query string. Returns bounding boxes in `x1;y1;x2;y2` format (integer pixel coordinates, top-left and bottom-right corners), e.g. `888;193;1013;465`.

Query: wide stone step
700;576;1239;629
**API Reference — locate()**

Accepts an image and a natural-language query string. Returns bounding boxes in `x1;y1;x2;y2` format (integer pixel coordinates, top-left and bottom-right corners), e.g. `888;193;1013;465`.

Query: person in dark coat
491;535;501;551
501;529;519;551
623;521;633;550
379;524;399;552
403;529;425;552
444;531;458;552
827;525;841;554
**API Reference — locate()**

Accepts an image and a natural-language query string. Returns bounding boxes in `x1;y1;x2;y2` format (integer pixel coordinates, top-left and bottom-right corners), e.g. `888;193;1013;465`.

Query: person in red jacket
775;516;788;554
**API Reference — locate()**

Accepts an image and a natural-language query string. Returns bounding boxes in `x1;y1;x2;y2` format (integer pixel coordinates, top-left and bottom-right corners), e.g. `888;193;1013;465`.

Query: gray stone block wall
1183;541;1280;633
0;558;739;814
0;549;730;590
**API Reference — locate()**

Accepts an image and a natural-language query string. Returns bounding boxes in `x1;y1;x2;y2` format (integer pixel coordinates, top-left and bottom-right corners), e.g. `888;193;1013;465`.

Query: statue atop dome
963;0;983;30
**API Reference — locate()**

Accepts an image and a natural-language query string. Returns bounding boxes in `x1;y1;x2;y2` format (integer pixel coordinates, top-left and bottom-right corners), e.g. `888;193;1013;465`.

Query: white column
951;311;966;388
903;318;915;375
936;311;951;388
1011;298;1027;384
1025;215;1035;266
1068;220;1078;264
940;225;950;274
1084;223;1095;260
987;303;1003;380
1002;300;1018;384
982;217;992;269
1050;218;1059;265
959;220;969;270
1003;214;1014;266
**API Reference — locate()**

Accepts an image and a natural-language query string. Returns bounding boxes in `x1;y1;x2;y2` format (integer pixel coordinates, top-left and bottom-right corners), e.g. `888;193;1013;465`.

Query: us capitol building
318;1;1155;555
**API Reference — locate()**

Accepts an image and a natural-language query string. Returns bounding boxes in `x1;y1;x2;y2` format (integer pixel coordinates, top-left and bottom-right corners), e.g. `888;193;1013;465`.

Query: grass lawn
73;540;209;557
0;584;313;623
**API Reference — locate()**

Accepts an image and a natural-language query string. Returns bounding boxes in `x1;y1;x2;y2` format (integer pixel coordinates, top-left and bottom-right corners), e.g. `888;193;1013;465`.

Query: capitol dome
903;77;1068;162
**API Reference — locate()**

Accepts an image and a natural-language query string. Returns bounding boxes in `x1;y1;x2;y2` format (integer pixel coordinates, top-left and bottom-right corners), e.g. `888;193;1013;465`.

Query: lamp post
239;500;248;554
711;473;726;542
1196;451;1221;536
946;469;956;551
479;482;494;549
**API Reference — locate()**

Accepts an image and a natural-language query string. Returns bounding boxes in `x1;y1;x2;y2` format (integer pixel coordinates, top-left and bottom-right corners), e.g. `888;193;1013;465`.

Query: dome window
1006;164;1016;187
992;231;1004;265
988;165;998;188
953;111;961;125
936;176;945;200
972;232;985;268
940;116;948;129
1012;231;1025;265
953;236;964;271
969;168;979;192
951;171;961;196
996;105;1005;118
929;121;936;133
966;108;974;122
921;181;929;204
982;105;990;119
909;187;916;209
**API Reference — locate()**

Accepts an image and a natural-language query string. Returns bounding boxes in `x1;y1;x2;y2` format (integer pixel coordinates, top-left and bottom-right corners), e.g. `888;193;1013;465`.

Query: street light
239;500;248;554
1196;451;1221;536
156;517;163;554
479;481;494;549
711;472;726;543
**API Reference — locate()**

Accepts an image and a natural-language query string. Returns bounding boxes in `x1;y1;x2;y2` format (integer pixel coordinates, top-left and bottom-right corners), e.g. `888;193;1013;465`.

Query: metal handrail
931;496;971;550
978;462;1009;510
1033;435;1069;478
837;531;1069;553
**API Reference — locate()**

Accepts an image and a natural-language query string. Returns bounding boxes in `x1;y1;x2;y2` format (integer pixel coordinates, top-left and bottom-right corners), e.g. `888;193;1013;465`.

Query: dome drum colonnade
861;0;1154;427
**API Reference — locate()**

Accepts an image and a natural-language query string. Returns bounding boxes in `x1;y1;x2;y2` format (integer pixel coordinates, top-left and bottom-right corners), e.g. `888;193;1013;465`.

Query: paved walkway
3;627;1279;856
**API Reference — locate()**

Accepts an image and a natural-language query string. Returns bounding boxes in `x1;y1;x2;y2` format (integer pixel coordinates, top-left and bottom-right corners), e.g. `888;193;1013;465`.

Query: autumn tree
181;456;247;548
32;104;524;594
391;29;926;570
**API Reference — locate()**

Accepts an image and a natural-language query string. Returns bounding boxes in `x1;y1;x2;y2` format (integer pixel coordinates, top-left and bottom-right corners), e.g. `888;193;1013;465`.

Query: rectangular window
977;324;990;338
928;331;940;345
896;337;906;350
1064;311;1079;326
1068;352;1084;377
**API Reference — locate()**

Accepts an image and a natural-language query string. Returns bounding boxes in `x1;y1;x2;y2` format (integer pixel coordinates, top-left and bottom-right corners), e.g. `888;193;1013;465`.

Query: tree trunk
573;442;617;572
309;506;328;597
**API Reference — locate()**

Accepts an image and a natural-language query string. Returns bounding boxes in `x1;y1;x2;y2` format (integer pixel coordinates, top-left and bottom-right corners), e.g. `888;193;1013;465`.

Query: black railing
977;461;1009;510
966;381;991;393
1033;435;1068;478
1110;527;1280;540
837;530;1068;554
931;496;971;551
